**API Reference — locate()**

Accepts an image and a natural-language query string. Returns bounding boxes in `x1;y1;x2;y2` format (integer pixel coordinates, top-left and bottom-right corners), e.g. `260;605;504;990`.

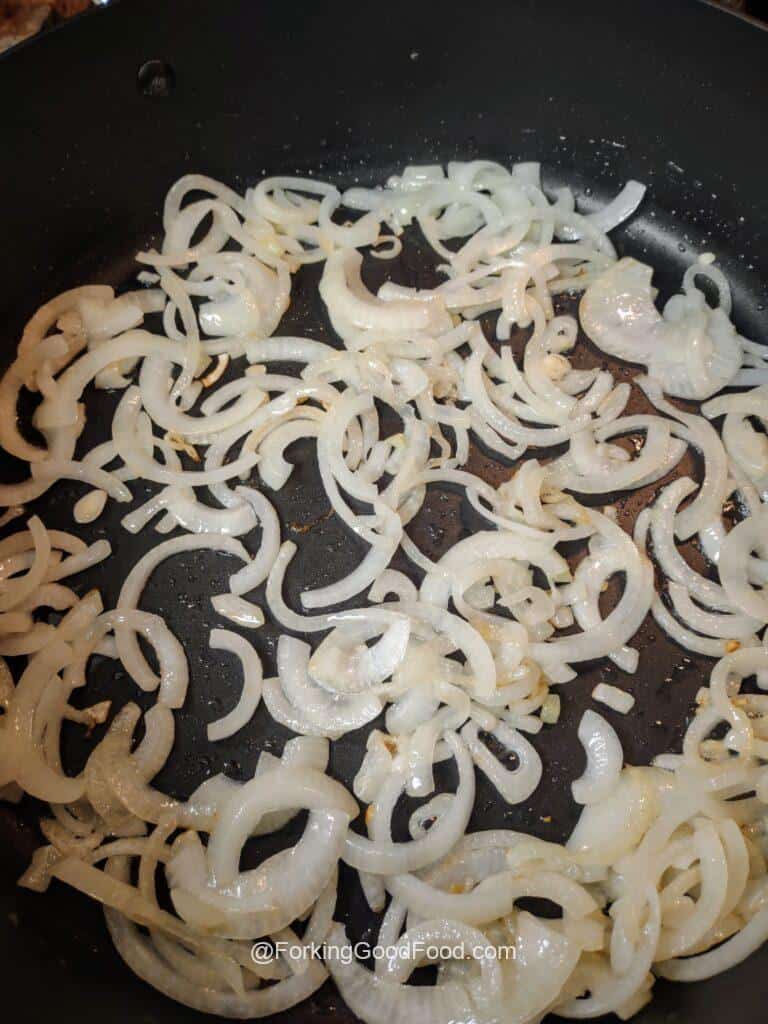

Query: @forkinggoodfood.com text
250;938;517;966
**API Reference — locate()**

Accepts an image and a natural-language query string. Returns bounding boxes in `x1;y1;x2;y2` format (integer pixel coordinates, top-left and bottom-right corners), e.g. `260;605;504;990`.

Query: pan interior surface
0;2;766;1023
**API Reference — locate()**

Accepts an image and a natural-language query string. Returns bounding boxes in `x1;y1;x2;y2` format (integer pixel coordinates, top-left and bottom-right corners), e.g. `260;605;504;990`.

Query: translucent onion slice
206;629;263;742
460;719;542;804
718;508;768;621
278;636;382;737
343;732;473;875
571;710;624;805
105;860;328;1016
325;922;476;1024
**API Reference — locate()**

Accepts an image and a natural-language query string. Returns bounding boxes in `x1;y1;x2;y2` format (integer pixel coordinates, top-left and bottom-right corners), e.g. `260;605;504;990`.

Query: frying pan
0;0;767;1021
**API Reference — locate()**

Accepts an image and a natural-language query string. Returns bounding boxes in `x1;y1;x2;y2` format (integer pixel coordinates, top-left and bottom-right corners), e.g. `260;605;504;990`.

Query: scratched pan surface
0;0;767;1021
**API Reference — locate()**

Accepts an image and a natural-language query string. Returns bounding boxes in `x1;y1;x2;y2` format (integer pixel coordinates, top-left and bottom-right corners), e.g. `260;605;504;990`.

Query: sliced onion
571;710;624;805
210;594;265;629
460;719;542;804
344;732;473;875
325;922;476;1024
206;630;263;741
718;508;768;621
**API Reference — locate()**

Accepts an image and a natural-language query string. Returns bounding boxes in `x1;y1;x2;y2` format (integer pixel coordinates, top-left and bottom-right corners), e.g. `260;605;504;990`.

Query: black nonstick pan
0;1;767;1021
